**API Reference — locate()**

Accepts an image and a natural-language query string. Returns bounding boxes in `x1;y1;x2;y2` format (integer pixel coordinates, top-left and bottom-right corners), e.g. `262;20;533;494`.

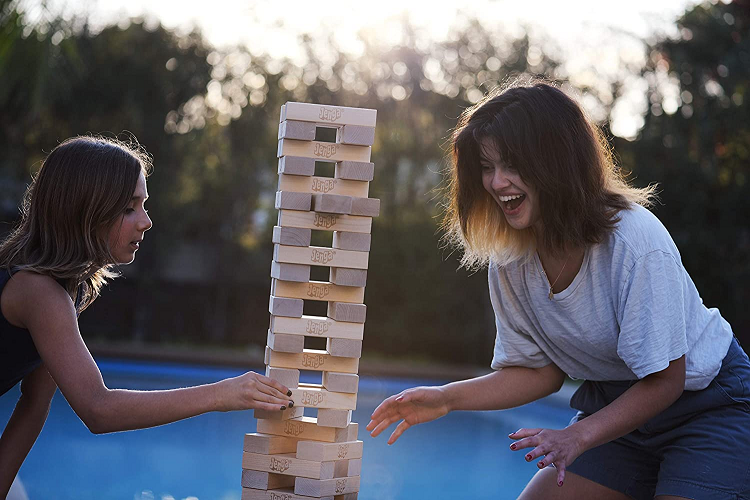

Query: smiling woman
0;136;294;497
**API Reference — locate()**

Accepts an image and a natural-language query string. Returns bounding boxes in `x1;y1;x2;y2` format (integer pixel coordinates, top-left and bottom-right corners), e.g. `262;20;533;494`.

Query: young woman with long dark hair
367;81;750;500
0;136;293;496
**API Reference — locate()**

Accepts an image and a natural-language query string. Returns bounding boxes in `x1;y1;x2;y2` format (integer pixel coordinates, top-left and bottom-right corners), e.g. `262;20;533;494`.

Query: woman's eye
124;208;135;214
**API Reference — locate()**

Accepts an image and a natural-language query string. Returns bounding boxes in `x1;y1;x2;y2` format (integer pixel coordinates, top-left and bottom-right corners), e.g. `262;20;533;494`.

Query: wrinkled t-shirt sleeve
616;250;688;378
488;264;552;370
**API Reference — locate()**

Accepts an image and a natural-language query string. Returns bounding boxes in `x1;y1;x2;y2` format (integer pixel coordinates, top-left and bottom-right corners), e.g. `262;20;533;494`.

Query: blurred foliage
1;0;747;364
615;0;750;338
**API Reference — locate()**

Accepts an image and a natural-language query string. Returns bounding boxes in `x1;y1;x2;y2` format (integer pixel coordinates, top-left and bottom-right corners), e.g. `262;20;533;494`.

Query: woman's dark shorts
567;337;750;500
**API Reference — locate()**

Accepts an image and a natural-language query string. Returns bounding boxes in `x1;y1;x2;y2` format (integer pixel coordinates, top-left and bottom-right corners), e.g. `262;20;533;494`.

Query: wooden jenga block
291;384;357;411
274;245;369;270
273;280;365;304
296;440;363;462
272;226;311;247
322;372;359;394
311;194;353;214
269;315;365;340
278;210;372;234
271;261;311;283
278;174;369;198
332;232;371;252
333;459;361;478
329;268;367;287
278;139;371;163
269;296;304;318
316;409;352;428
327;302;366;324
275;191;312;211
281;102;377;127
278;120;317;141
242;452;335;480
335;161;374;181
336;125;375;146
243;433;300;455
243;488;334;500
265;366;300;389
278;156;316;176
326;338;363;358
258;416;358;443
267;330;305;353
294;476;360;497
254;405;304;421
349;197;380;217
241;470;296;490
266;348;359;374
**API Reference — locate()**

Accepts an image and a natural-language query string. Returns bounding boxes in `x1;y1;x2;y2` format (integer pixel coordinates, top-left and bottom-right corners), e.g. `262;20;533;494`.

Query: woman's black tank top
0;269;42;396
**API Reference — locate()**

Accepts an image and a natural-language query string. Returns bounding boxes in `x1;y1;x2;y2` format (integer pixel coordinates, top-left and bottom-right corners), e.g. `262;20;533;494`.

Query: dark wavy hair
442;79;656;268
0;135;152;312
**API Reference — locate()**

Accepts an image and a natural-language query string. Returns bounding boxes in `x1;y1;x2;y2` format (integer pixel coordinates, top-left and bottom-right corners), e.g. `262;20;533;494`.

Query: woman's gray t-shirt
489;204;733;391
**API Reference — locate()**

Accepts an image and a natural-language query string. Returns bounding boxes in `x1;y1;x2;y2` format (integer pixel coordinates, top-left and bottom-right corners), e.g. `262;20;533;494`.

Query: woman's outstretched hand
366;386;450;445
217;371;292;412
508;426;586;487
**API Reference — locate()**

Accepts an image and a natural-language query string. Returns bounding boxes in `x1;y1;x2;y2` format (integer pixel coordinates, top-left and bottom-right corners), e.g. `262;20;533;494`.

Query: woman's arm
6;272;292;434
367;362;566;444
0;364;57;497
511;356;685;486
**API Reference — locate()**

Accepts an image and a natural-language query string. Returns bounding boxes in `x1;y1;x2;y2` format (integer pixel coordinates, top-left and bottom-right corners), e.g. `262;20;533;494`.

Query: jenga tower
240;102;378;500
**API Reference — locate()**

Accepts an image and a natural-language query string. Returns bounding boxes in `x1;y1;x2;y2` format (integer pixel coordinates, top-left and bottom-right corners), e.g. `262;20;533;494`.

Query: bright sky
42;0;704;138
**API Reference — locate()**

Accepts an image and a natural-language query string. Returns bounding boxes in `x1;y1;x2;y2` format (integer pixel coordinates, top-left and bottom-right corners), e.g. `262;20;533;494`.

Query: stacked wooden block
241;102;378;500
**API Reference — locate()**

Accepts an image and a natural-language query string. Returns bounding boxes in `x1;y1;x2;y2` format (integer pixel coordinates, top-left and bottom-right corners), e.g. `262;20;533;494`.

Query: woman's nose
491;168;511;190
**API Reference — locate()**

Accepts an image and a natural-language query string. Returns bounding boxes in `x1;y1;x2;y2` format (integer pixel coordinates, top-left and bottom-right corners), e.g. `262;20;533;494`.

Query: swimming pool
0;359;574;500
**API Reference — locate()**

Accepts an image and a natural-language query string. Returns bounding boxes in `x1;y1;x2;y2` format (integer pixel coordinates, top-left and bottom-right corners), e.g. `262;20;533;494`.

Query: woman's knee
518;468;632;500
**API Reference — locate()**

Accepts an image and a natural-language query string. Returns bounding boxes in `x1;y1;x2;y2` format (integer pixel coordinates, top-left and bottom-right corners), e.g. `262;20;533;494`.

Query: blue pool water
0;359;574;500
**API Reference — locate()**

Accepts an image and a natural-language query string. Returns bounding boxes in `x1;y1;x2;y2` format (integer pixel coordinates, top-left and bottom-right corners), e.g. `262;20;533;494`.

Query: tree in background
617;0;750;343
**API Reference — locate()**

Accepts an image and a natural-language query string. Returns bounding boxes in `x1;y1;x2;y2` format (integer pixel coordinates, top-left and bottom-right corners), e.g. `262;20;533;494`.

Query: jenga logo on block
306;319;329;336
311;177;337;193
307;283;330;299
302;353;326;368
338;444;349;459
310;248;336;264
319;107;343;122
301;391;325;406
270;457;291;473
314;213;338;228
269;494;292;500
284;421;305;436
335;479;347;494
314;143;338;158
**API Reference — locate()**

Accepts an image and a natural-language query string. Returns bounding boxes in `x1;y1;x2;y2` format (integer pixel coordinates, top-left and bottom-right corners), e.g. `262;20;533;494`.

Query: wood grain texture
265;348;360;374
311;193;353;214
315;409;352;428
272;226;311;247
271;261;311;283
278;119;317;141
278;139;371;163
265;366;300;389
273;280;365;304
322;372;359;394
281;102;376;127
336;125;375;146
275;191;312;211
257;417;358;443
269;295;304;318
243;432;300;454
294;476;360;497
326;338;363;359
278;156;316;176
240;470;295;490
242;452;335;479
274;244;369;270
296;440;363;462
332;232;371;252
334;161;374;181
290;384;357;411
278;210;371;234
329;268;367;287
327;302;367;324
266;330;305;353
253;405;303;421
278;174;369;198
349;197;380;217
269;315;365;340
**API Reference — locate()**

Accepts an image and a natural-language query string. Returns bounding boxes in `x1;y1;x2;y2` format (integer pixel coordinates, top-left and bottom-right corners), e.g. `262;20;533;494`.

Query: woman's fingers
370;393;402;420
388;420;411;445
555;461;567;487
254;373;291;399
508;427;542;439
368;414;402;437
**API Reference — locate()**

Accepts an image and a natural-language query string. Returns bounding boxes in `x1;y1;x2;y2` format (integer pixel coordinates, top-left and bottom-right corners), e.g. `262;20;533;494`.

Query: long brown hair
442;79;657;269
0;136;152;312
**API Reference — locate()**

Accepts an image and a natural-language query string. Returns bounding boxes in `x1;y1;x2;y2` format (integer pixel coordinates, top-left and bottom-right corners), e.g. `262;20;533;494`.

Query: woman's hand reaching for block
366;386;450;444
216;371;293;412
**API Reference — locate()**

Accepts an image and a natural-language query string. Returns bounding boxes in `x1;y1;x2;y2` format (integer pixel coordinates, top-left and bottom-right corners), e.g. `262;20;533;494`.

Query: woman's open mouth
499;194;526;214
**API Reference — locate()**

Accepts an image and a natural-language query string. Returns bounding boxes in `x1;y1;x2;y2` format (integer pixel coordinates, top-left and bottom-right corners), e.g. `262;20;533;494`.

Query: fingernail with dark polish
510;444;516;450
288;401;294;407
287;390;292;396
280;405;286;411
525;454;532;461
558;481;563;487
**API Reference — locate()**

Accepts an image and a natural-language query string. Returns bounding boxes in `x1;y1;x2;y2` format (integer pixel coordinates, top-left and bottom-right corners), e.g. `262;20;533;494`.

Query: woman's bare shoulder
2;270;74;329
